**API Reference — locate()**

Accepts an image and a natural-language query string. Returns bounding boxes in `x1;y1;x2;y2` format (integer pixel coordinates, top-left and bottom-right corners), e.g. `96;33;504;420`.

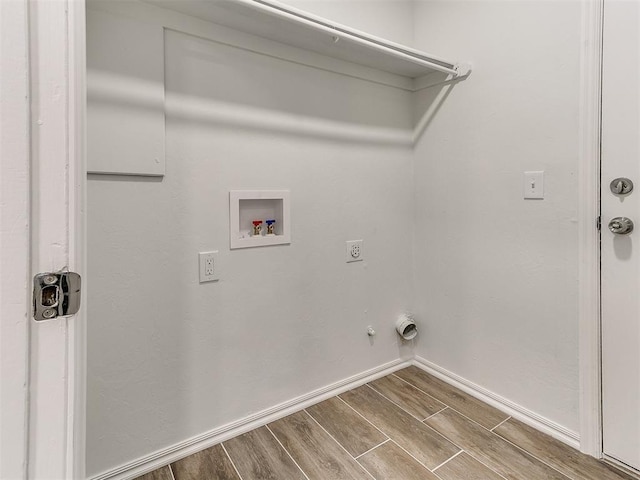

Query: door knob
610;178;634;195
608;217;634;235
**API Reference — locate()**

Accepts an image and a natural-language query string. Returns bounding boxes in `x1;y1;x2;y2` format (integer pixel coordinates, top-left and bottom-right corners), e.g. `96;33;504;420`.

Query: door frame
68;0;88;476
30;0;87;476
0;1;32;477
578;0;603;459
0;0;86;478
31;0;87;475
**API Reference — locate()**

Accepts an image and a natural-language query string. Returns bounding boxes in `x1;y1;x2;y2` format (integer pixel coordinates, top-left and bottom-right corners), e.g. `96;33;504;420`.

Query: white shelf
147;0;467;79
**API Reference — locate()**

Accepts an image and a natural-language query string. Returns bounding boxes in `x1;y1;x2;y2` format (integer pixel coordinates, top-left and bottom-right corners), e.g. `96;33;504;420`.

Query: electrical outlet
199;251;220;282
346;240;364;263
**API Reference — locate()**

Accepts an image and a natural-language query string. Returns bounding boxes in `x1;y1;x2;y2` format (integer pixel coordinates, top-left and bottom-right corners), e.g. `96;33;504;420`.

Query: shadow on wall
163;30;468;146
164;30;410;129
413;75;466;144
88;27;464;148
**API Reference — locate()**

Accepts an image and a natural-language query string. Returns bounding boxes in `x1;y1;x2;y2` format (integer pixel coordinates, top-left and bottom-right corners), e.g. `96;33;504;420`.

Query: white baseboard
92;355;583;480
413;356;580;449
90;358;411;480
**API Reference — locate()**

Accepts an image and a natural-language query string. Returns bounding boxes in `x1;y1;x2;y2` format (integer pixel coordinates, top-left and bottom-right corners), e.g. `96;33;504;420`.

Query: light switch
524;171;544;199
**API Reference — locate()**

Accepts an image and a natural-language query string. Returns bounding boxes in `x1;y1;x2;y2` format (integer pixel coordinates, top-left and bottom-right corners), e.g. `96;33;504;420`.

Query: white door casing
601;0;640;472
578;0;604;458
1;0;86;478
30;0;86;476
1;1;31;477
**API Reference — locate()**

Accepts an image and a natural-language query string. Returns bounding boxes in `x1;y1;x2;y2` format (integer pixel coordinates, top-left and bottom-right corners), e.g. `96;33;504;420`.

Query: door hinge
597;216;601;231
33;269;81;321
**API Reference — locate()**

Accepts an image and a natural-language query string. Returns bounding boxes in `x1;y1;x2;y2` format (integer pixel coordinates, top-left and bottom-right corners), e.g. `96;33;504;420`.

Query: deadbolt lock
610;178;634;195
33;269;81;321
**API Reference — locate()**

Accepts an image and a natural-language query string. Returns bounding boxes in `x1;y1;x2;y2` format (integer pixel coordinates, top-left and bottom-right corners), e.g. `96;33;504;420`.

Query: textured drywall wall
283;0;415;46
86;5;415;476
411;0;581;433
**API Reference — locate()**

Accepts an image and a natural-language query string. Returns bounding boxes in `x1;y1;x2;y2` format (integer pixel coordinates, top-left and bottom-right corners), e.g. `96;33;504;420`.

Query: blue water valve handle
265;219;276;235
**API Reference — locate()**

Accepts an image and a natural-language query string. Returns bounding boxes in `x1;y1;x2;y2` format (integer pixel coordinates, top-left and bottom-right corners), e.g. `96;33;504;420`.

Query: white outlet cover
346;240;364;263
199;251;220;282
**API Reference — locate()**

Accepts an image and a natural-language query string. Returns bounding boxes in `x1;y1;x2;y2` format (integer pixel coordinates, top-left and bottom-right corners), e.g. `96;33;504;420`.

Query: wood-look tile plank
435;452;505;480
394;366;509;429
223;426;306;480
269;410;371;480
133;466;173;480
369;374;446;420
357;441;440;480
425;408;569;480
306;396;387;457
494;418;638;480
171;444;240;480
340;385;460;470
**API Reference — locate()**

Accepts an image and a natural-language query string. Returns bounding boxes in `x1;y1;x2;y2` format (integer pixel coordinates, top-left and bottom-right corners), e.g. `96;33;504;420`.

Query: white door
601;0;640;472
0;0;85;478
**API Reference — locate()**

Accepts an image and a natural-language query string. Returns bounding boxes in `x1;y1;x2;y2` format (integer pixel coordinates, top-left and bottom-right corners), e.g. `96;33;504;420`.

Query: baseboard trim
90;358;411;480
603;455;640;479
412;356;580;449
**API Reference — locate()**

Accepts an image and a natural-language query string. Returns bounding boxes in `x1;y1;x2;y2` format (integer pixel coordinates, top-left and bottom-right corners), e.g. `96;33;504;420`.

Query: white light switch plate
524;171;544;199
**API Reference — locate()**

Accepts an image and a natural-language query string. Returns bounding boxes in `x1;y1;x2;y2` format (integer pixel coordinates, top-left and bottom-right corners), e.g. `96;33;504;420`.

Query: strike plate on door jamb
33;269;81;321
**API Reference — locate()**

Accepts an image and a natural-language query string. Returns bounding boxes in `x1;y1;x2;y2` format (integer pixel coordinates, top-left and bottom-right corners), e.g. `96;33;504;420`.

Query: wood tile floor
136;366;638;480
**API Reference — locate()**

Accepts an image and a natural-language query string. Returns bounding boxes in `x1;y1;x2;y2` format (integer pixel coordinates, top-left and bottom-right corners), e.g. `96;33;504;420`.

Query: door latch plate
33;270;81;321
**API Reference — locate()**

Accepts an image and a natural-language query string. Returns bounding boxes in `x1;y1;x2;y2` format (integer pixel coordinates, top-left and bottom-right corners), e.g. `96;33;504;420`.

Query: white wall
283;0;415;46
86;3;415;476
411;0;581;433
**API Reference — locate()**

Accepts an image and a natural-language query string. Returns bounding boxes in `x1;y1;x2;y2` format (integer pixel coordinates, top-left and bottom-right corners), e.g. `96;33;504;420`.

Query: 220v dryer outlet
346;240;364;263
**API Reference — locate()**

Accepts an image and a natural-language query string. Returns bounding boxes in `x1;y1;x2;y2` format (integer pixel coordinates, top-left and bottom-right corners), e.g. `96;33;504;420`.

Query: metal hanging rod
240;0;464;77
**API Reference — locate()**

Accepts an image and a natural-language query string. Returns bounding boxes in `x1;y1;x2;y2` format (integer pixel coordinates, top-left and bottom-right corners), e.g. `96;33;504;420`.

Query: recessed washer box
229;190;291;249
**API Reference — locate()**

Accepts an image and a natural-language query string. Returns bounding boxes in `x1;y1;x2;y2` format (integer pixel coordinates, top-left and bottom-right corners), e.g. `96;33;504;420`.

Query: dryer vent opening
396;314;417;340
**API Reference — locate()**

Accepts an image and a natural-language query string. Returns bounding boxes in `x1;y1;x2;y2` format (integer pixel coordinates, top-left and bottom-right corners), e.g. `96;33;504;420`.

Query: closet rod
238;0;462;77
